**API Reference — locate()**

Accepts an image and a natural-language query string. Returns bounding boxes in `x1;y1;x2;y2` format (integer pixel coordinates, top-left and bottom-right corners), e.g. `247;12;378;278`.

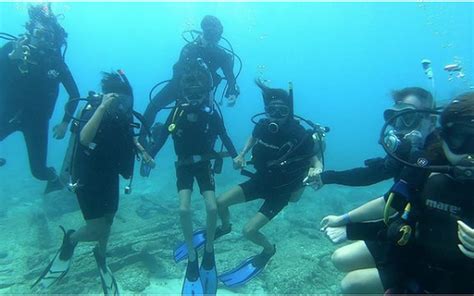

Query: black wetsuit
0;41;79;180
369;174;474;293
142;39;238;137
152;105;237;193
72;98;135;220
240;119;316;220
320;156;403;186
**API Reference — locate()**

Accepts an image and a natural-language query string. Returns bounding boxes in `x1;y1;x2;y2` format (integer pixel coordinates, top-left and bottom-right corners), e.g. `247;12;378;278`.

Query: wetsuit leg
0;116;21;166
22;118;56;181
142;79;179;135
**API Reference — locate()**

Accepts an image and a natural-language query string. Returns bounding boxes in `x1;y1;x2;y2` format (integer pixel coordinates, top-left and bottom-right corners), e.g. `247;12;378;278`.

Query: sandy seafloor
0;160;391;295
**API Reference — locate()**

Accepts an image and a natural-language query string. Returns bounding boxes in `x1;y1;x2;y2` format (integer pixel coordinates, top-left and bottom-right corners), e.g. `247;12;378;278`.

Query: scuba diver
313;87;436;189
0;4;80;193
33;71;142;295
139;15;240;148
321;92;474;294
173;79;326;288
145;58;238;295
318;87;437;294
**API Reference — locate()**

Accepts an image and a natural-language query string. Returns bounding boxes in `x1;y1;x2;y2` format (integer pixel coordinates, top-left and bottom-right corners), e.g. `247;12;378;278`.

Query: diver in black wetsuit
0;4;80;193
315;87;435;188
146;58;238;295
213;79;324;288
33;71;137;294
140;15;239;145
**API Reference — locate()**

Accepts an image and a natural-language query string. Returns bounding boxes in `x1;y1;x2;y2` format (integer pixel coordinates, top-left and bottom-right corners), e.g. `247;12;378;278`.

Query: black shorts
176;161;215;193
365;240;405;290
239;176;301;220
76;173;119;220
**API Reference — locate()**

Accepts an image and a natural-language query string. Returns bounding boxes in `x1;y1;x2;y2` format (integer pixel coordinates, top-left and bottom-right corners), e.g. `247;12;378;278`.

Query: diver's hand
53;122;68;139
320;215;347;231
233;154;246;170
99;93;118;110
325;226;348;244
457;220;474;259
403;130;424;149
303;168;323;190
227;95;237;107
142;152;155;168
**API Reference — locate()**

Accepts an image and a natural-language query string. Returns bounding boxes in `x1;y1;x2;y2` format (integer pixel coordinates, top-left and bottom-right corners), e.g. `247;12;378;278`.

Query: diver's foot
253;245;276;269
215;224;232;239
186;256;200;282
0;158;5;167
59;227;77;261
44;177;64;194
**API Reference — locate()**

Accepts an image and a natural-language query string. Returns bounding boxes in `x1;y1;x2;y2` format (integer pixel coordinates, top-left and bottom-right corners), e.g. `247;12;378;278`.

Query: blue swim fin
219;247;275;288
182;257;203;296
200;250;217;295
174;225;232;263
174;229;207;263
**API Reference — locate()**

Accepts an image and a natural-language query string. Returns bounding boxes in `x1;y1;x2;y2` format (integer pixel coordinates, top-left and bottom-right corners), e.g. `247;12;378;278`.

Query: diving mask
265;104;290;119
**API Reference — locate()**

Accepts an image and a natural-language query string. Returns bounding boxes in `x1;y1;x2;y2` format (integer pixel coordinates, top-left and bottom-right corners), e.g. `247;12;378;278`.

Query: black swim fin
32;226;77;289
200;249;217;295
182;254;203;296
219;246;276;288
93;247;119;295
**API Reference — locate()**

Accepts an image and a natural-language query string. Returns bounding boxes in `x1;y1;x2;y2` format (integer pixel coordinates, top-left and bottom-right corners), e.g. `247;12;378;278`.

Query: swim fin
93;247;119;295
32;226;77;289
182;255;203;296
0;158;5;167
174;225;232;263
200;249;217;295
219;246;276;288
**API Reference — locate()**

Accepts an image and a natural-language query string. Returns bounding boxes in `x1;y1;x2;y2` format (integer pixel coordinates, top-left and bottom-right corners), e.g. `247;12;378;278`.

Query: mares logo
425;199;461;215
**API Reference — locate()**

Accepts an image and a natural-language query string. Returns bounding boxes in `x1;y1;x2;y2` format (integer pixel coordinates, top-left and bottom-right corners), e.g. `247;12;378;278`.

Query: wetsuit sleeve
220;50;239;97
320;156;399;186
213;112;238;158
148;110;172;157
59;62;80;123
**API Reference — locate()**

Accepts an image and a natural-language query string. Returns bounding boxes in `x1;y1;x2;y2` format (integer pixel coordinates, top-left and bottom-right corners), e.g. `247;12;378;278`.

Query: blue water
0;2;473;294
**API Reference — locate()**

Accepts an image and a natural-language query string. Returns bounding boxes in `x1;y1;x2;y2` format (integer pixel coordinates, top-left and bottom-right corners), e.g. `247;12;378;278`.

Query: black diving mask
265;104;290;119
384;103;424;130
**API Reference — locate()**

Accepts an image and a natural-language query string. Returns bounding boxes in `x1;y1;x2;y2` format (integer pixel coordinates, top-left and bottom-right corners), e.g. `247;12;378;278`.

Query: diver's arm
239;136;257;158
346;196;387;223
214;113;238;158
80;106;106;146
60;64;81;123
221;52;239;97
320;157;395;186
148;111;172;157
80;94;116;146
